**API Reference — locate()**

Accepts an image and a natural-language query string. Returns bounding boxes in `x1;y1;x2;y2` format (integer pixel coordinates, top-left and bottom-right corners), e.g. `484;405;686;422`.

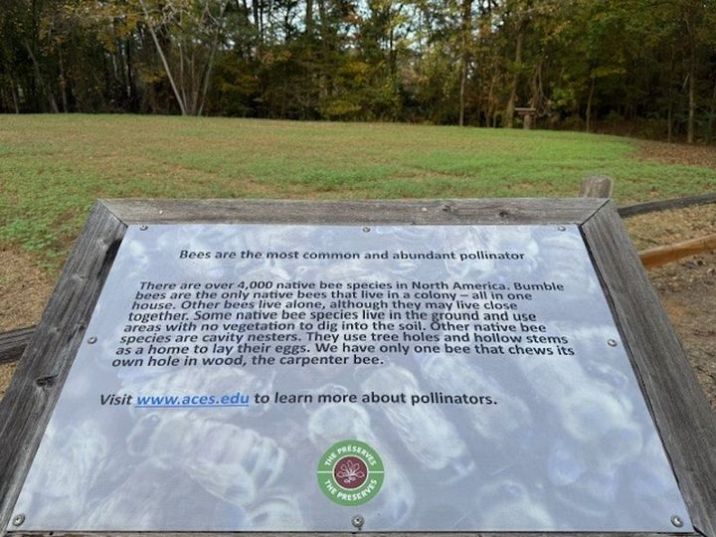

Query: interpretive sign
1;200;714;537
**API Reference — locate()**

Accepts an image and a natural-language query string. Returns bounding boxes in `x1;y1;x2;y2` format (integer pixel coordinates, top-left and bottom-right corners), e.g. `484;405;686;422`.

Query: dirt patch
624;204;716;408
0;247;54;331
636;140;716;169
0;246;54;400
0;363;16;400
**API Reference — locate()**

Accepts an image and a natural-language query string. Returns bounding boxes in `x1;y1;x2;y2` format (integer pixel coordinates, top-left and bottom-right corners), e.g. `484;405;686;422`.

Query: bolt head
558;225;566;231
607;339;618;347
140;225;149;231
12;514;25;527
362;227;370;233
671;515;684;528
88;337;98;344
351;515;365;529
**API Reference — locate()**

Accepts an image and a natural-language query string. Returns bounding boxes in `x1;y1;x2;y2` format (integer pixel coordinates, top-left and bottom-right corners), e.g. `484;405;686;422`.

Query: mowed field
2;114;715;271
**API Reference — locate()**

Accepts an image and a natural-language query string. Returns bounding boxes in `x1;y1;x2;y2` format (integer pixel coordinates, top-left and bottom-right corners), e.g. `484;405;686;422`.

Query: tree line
1;0;714;142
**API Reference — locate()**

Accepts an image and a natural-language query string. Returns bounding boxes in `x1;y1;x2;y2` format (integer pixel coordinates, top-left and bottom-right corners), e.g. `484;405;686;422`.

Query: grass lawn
1;114;715;270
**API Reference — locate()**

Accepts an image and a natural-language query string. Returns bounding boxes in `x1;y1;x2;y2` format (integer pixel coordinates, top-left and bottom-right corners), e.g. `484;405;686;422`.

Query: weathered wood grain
580;176;614;198
0;202;127;533
582;202;716;537
618;191;716;218
0;327;34;364
101;198;607;225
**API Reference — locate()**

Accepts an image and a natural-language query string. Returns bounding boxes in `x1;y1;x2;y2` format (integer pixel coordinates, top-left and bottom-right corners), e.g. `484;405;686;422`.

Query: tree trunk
10;78;20;114
179;41;188;112
58;46;69;112
256;0;264;42
667;46;675;143
138;0;188;115
486;71;497;127
125;38;137;110
24;40;59;113
505;23;523;129
459;65;467;126
708;78;716;143
316;0;332;99
686;13;695;144
458;0;473;126
198;0;229;116
306;0;314;34
189;47;198;115
687;69;695;144
586;76;595;132
667;101;673;143
252;0;260;33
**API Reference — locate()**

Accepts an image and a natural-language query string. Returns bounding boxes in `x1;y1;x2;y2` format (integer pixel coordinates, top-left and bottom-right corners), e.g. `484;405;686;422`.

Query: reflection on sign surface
12;224;691;532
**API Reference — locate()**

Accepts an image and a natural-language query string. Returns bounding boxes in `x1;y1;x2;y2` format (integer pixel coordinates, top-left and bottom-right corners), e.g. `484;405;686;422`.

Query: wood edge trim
580;202;716;536
99;197;606;224
0;202;128;535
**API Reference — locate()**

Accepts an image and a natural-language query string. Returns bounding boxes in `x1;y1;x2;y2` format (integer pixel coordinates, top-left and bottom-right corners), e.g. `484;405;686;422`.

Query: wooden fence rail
618;191;716;217
579;176;614;198
640;233;716;269
0;327;34;365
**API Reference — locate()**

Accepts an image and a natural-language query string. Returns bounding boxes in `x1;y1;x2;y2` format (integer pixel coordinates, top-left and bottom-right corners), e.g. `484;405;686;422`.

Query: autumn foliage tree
1;0;715;142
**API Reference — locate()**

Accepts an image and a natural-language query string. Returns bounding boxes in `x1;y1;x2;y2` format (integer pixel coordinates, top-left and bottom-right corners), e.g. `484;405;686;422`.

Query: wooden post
580;176;614;198
514;107;536;130
618;191;716;217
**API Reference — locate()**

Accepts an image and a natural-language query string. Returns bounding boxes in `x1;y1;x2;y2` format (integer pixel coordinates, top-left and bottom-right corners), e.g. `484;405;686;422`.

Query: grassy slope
1;114;714;269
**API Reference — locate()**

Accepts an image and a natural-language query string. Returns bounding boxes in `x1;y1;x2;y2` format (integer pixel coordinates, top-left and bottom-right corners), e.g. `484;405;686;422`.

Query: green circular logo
317;439;384;506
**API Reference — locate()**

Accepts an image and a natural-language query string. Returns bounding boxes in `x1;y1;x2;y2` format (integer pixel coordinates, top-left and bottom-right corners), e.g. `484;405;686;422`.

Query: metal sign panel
10;224;691;532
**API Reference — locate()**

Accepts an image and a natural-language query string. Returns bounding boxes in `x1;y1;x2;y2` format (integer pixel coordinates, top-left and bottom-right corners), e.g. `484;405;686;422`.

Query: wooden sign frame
1;198;714;537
